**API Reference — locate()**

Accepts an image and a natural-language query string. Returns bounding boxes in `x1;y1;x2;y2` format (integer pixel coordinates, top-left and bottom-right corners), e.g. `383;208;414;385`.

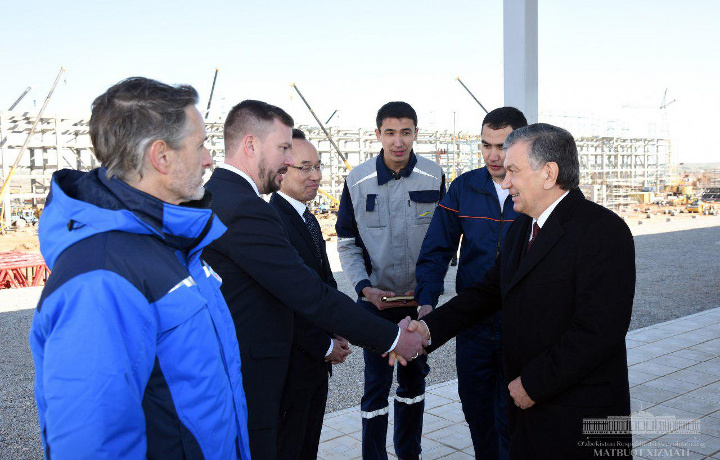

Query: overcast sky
1;0;718;163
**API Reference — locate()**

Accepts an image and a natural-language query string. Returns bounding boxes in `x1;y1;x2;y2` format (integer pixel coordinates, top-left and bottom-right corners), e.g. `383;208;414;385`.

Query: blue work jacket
30;168;251;459
415;167;519;334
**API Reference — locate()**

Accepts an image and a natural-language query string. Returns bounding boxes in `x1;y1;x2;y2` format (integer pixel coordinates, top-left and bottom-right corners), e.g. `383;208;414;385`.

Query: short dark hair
89;77;198;180
224;100;294;155
292;128;306;140
482;107;528;131
376;101;417;129
504;123;580;191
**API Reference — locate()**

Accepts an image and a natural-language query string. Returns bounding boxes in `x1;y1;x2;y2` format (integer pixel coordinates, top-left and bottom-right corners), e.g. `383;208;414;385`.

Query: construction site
1;76;719;289
0;110;693;220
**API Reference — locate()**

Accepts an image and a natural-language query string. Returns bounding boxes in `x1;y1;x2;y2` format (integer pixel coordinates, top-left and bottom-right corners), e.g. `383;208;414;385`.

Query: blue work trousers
456;324;510;460
358;300;429;460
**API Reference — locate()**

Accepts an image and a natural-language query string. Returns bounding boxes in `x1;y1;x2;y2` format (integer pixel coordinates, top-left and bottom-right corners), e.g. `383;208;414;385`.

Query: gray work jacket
336;151;445;296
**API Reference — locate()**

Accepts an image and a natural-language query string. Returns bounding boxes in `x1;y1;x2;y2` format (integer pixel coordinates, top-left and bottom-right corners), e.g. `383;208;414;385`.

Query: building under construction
0;111;672;225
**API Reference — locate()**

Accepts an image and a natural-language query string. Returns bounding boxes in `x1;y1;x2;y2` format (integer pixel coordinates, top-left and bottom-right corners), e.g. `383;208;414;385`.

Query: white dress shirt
531;190;570;240
493;181;510;212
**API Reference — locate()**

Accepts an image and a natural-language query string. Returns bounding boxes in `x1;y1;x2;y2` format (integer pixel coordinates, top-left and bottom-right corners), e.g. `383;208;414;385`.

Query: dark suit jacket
423;188;636;460
270;192;335;389
202;168;398;460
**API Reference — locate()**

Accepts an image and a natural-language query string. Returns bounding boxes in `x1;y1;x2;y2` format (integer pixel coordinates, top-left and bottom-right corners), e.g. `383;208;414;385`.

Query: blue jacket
415;167;519;332
29;168;251;459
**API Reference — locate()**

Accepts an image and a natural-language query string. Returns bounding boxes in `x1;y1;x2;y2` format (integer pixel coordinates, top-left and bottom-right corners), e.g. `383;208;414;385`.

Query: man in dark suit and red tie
202;100;426;460
397;123;636;459
270;129;350;460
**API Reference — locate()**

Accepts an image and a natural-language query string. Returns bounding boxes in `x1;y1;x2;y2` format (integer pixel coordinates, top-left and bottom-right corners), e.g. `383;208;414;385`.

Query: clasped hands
382;316;430;366
325;336;351;365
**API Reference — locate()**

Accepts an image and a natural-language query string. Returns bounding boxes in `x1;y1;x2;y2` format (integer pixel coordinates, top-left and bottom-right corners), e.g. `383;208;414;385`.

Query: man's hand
508;376;535;410
385;317;428;366
325;337;351;364
417;304;433;319
362;287;399;310
406;319;430;342
334;335;350;350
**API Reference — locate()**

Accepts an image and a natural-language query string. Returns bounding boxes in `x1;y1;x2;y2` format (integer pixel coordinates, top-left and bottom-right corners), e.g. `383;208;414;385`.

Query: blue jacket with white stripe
415;167;519;323
29;168;251;459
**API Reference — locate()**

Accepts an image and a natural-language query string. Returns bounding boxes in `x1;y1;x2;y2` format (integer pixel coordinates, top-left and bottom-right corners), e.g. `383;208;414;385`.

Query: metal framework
0;251;50;289
1;111;672;222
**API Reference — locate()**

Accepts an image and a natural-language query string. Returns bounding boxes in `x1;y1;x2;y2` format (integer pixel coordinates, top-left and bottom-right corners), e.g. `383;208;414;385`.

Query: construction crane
0;67;65;230
291;83;352;170
325;109;338;125
205;68;219;120
8;86;32;111
455;77;489;114
660;88;676;110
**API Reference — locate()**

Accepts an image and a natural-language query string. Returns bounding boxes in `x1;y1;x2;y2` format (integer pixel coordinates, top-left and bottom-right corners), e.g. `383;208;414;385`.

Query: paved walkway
318;307;720;459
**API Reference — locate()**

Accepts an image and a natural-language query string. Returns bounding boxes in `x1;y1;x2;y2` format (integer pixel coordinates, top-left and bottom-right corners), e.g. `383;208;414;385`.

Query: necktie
525;222;540;253
303;208;323;260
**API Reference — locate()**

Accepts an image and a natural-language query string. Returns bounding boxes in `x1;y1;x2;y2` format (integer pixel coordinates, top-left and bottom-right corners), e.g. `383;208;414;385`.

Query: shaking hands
384;316;431;366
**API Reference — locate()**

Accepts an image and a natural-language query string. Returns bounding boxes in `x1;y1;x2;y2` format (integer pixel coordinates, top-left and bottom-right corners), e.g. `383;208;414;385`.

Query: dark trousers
456;324;510;460
358;300;429;460
277;375;329;460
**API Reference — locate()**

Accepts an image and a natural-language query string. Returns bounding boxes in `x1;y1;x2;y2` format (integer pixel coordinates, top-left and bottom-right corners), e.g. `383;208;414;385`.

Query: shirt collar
534;190;570;229
217;163;260;197
376;150;417;186
276;191;307;218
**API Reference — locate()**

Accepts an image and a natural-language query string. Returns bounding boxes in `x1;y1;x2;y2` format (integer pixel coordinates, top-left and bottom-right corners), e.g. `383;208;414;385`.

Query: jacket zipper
491;193;509;340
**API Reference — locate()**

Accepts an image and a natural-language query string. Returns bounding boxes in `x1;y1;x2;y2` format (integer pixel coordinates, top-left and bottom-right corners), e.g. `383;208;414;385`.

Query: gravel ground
1;215;718;459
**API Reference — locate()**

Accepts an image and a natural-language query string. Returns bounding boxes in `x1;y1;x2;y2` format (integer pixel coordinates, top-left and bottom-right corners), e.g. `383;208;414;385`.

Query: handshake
383;316;431;366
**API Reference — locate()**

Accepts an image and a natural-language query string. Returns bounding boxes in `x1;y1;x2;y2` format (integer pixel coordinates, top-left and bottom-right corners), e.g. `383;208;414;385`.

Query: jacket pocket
364;193;387;228
155;282;207;333
409;190;440;226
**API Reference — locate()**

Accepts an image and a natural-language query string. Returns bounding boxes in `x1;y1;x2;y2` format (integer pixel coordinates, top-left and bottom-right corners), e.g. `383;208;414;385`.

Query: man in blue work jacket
29;77;251;459
415;107;527;459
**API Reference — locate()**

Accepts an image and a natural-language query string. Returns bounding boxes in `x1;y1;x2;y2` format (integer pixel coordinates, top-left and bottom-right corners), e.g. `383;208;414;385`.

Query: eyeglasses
289;163;324;174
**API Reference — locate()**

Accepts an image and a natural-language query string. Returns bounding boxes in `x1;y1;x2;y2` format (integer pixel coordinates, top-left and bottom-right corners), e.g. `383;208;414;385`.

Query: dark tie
303;207;323;260
525;222;540;253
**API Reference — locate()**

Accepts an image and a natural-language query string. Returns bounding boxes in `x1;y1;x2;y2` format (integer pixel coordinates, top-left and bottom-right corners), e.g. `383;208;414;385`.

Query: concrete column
503;0;538;123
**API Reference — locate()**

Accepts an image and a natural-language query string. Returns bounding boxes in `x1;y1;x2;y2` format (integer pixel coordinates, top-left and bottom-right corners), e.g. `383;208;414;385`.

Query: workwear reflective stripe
351;171;378;188
169;276;196;293
394;393;425;405
360;406;389;419
413;167;441;180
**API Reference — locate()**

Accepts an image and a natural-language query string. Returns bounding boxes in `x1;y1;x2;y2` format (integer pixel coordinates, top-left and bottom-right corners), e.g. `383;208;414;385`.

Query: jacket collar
96;167;223;253
270;192;320;265
504;188;584;293
467;167;497;195
216;163;260;196
40;168;225;269
376;150;417;186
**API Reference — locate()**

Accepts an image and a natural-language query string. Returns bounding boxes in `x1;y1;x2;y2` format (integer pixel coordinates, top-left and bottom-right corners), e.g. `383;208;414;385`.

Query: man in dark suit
202;100;426;460
398;123;636;459
270;129;350;460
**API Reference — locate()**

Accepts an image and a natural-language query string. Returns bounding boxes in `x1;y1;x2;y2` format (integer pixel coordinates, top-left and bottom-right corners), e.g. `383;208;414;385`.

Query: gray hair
503;123;580;190
89;77;199;180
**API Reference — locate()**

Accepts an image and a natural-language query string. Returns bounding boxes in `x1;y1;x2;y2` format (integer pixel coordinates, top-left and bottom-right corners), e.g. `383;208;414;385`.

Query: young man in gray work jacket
336;101;445;460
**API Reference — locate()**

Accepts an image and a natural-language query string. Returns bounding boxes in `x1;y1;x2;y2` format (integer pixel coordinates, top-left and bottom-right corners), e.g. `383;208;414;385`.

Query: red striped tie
525;222;540;253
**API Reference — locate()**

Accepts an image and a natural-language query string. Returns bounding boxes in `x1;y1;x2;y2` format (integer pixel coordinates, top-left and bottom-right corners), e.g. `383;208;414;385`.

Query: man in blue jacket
29;77;251;459
415;107;527;459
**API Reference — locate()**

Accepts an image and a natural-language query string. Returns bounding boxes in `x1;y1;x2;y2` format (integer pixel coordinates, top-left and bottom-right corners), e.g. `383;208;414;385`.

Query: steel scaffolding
0;111;672;223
